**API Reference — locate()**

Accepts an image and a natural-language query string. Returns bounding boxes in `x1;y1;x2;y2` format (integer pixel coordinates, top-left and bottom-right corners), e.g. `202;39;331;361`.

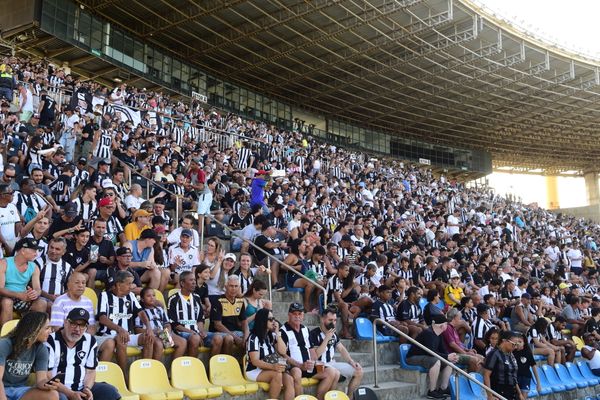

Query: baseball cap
78;157;87;164
98;197;113;207
371;236;384;246
116;247;132;256
559;282;571;290
450;269;460;279
341;234;352;242
288;302;305;313
180;228;193;237
132;209;152;219
140;229;158;241
15;237;42;251
98;159;110;166
101;178;116;189
431;314;448;325
64;201;78;217
66;308;90;324
223;253;236;262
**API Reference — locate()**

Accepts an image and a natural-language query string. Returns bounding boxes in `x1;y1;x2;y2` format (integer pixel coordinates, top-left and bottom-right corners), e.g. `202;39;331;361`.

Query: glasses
4;175;14;179
507;340;519;347
267;317;275;322
68;320;88;329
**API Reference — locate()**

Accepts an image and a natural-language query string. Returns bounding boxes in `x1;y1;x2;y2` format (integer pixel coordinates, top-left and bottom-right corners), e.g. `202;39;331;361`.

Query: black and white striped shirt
472;316;494;340
167;292;204;333
97;291;143;335
325;275;344;304
48;75;64;92
234;270;253;296
397;299;423;323
136;307;170;331
172;127;185;146
237;147;253;169
309;327;339;363
12;191;46;217
36;256;72;296
46;331;97;391
90;214;123;246
72;197;97;222
246;332;277;372
280;323;311;363
93;130;112;159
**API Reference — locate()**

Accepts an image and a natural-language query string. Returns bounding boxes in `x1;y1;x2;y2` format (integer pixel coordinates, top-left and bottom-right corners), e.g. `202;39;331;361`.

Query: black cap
180;228;193;237
140;229;158;240
341;234;352;242
15;237;42;251
288;302;305;313
66;307;90;323
78;157;87;164
431;314;448;325
116;247;132;256
64;201;78;217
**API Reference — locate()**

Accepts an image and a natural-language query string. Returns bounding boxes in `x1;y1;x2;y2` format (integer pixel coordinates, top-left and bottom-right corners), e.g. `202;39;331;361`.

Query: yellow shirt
124;222;150;241
444;285;464;306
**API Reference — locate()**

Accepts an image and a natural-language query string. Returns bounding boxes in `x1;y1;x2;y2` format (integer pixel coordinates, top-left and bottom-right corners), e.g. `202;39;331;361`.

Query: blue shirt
250;178;266;207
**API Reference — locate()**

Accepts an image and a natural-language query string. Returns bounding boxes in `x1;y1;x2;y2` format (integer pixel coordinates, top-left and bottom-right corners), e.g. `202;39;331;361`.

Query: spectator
510;293;535;333
0;238;46;325
85;218;115;288
280;302;337;400
243;280;272;330
512;332;541;399
482;330;521;400
547;316;576;362
370;285;409;338
245;308;296;400
423;289;444;326
50;272;95;334
406;314;458;399
0;183;22;254
209;274;248;355
582;333;600;377
36;237;71;307
527;317;560;366
324;262;357;339
397;286;426;338
123;229;169;291
0;312;58;400
46;308;120;400
167;228;200;278
561;295;586;336
441;308;483;372
123;209;152;241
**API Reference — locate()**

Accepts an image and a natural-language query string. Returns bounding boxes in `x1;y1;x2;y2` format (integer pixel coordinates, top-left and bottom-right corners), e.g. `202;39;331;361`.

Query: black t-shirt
194;282;208;304
254;234;275;256
513;345;535;378
48;215;82;238
105;266;141;289
86;236;115;271
585;318;600;334
432;267;450;283
64;241;90;270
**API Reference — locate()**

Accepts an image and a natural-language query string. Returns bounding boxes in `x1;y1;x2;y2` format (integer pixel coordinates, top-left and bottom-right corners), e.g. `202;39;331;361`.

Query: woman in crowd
243;280;272;330
512;332;542;399
423;289;444;326
245;308;297;400
482;330;522;400
526;317;561;366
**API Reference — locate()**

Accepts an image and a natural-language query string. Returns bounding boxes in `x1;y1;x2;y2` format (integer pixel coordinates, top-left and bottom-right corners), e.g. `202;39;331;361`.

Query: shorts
95;333;142;347
245;367;263;381
406;355;441;370
325;361;356;380
4;386;31;400
19;111;32;123
517;376;530;391
13;299;32;312
176;330;214;347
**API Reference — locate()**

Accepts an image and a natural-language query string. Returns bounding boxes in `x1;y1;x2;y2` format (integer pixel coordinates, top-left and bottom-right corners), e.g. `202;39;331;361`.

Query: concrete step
356;381;422;400
270;290;303;303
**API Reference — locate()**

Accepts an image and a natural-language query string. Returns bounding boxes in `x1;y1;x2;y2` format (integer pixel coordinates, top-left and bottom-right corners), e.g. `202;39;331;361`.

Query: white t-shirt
567;248;583;268
124;194;145;211
584;345;600;370
447;214;460;236
0;203;21;252
168;245;200;275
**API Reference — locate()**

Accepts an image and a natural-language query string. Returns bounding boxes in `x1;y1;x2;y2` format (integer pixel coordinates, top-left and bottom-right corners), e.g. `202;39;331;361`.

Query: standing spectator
280;302;337;400
0;312;59;400
46;308;120;400
0;183;22;255
567;241;584;275
482;330;521;400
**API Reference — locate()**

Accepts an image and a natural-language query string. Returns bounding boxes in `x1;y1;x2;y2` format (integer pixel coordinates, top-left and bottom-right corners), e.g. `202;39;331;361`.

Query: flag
70;88;93;114
104;103;141;127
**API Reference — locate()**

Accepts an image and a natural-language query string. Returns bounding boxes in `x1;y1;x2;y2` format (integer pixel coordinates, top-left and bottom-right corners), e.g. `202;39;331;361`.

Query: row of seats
96;355;353;400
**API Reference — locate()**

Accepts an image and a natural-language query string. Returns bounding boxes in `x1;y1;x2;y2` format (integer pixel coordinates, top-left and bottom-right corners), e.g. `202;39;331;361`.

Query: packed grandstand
0;49;600;400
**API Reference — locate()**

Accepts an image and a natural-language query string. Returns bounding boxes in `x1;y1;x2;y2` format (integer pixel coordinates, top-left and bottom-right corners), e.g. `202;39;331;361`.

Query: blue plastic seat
449;373;477;400
554;363;582;389
418;298;427;311
435;300;445;310
467;372;485;399
530;368;552;396
533;354;546;362
576;361;600;386
565;362;598;387
398;344;426;372
575;351;582;357
540;364;568;392
354;318;396;343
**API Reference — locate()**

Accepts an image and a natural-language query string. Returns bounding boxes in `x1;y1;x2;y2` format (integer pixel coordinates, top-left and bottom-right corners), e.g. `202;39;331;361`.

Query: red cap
256;170;269;175
98;197;113;207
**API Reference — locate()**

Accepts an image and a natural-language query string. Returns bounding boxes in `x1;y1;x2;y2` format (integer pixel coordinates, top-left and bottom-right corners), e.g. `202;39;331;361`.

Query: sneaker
273;282;286;291
437;388;450;397
426;390;445;399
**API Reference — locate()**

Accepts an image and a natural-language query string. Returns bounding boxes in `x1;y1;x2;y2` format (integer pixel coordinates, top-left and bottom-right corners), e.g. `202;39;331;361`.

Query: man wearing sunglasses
46;308;120;400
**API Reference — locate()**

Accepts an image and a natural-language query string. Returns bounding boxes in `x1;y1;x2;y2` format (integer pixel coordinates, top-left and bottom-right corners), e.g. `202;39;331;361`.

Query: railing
203;213;328;306
372;319;507;400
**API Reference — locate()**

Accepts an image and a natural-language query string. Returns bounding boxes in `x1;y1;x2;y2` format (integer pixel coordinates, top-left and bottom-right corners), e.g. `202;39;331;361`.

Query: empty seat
398;344;426;372
554;363;581;389
565;362;598;387
435;300;445;310
209;354;258;395
83;287;98;313
170;356;222;399
324;390;350;400
449;373;477;400
129;359;184;400
467;372;485;399
539;364;567;392
529;368;552;397
95;362;139;400
1;319;19;336
418;298;427;311
532;354;546;362
295;396;318;400
352;386;379;400
354;318;396;343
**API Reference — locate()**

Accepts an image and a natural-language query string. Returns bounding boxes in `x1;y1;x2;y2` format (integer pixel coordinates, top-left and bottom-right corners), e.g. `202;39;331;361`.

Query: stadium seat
294;396;318;400
565;362;598;387
209;354;259;395
418;298;427;311
539;364;567;392
153;289;165;307
533;354;546;362
242;355;270;391
435;300;445;310
398;344;426;372
95;362;139;400
576;361;600;385
129;359;184;400
83;287;98;313
0;319;18;336
573;336;585;350
449;373;477;400
354;318;396;343
324;390;350;400
302;377;320;387
530;368;552;396
127;346;142;357
168;288;180;298
554;363;583;389
352;386;379;400
467;372;485;399
170;356;223;399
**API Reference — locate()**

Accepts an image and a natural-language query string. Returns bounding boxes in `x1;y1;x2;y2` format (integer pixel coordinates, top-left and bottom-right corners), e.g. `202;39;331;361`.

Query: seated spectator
423;289;444;326
370;285;409;339
167;228;200;279
0;238;46;325
325;262;357;339
397;286;427;339
194;265;212;317
123;229;169;291
209;275;248;355
35;237;71;309
526;317;561;366
443;269;464;307
243;280;272;330
284;239;313;311
510;293;535;333
253;221;286;290
206;250;235;305
442;308;483;372
584;306;600;340
136;287;186;360
582;333;600;377
406;314;458;399
0;312;59;400
168;271;219;357
245;308;297;400
105;247;142;295
167;214;200;247
561;295;586;336
96;270;154;372
310;307;364;398
280;302;337;400
46;308;120;400
50;272;96;334
124;209;152;241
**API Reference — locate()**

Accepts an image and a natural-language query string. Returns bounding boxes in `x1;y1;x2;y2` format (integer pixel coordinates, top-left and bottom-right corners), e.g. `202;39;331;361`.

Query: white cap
223;253;236;262
450;269;460;279
101;178;116;189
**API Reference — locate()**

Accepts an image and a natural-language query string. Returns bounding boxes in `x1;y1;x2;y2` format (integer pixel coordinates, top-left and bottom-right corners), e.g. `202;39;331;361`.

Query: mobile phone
46;372;65;384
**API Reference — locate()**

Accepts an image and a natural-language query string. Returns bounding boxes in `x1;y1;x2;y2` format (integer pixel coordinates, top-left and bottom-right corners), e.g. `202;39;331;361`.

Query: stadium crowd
0;54;599;400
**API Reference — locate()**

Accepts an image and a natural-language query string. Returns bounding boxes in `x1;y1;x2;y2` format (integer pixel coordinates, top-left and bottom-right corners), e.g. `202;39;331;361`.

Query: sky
474;1;595;209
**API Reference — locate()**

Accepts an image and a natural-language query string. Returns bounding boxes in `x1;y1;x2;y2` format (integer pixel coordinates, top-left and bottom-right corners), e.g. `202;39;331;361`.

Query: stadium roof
7;0;600;175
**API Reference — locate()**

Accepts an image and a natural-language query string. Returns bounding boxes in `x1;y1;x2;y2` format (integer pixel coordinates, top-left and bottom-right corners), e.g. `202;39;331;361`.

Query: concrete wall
554;204;600;222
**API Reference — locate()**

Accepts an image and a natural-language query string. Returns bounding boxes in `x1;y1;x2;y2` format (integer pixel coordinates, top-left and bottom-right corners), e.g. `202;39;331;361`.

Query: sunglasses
267;317;275;322
507;340;520;347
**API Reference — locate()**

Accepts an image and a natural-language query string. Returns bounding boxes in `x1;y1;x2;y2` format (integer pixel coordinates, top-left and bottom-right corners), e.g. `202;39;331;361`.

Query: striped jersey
97;291;143;335
135;306;170;331
325;275;344;304
309;327;340;363
246;332;277;372
46;331;97;391
72;197;97;222
280;322;311;363
93;130;112;159
167;291;204;333
35;256;72;296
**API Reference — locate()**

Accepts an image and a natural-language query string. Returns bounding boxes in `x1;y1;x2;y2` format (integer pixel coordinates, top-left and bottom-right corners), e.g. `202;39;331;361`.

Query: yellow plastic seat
95;280;105;290
242;355;270;391
295;396;319;400
573;336;585;351
199;346;210;353
96;361;139;400
168;288;180;298
209;354;259;395
1;319;19;336
170;356;223;399
153;289;165;307
127;346;142;357
324;390;350;400
129;359;184;400
302;377;320;387
83;287;98;313
166;282;176;291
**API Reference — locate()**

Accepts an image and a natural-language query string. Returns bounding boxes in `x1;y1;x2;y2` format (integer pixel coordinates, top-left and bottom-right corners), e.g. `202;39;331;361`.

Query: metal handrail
372;318;507;400
203;213;328;307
